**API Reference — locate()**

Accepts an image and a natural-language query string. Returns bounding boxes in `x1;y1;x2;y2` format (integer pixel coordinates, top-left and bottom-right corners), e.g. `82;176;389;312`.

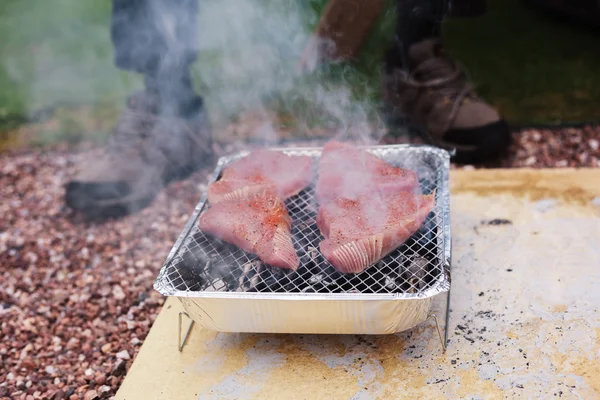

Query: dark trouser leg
390;0;487;65
385;0;446;70
447;0;487;18
110;0;202;117
394;0;445;51
66;0;211;218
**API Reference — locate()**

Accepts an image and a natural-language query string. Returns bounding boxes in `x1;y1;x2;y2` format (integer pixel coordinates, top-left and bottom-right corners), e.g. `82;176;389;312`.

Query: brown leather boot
65;90;213;218
382;38;511;164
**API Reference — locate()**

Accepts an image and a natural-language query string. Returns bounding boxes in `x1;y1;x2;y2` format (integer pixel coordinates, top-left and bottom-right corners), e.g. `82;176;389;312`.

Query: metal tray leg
428;288;451;352
178;312;195;352
444;287;451;348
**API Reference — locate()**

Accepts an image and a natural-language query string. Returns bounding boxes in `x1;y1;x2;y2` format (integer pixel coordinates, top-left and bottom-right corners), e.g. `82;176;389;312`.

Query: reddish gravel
1;127;599;399
1;147;212;400
502;126;600;168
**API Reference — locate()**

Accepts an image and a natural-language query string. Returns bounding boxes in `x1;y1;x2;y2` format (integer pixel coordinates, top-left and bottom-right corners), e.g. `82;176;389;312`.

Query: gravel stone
115;350;130;360
83;390;98;400
0;145;211;397
100;343;112;354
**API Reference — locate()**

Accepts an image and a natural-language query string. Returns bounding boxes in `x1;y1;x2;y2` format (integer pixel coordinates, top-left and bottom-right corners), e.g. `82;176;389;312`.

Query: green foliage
443;0;600;125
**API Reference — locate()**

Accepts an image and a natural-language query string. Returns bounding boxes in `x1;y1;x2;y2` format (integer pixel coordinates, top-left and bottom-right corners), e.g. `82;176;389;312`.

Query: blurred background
1;0;600;151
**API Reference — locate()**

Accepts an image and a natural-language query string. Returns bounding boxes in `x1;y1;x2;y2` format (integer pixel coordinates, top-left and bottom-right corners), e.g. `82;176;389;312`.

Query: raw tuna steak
316;141;419;204
199;190;299;270
317;191;435;273
208;149;312;204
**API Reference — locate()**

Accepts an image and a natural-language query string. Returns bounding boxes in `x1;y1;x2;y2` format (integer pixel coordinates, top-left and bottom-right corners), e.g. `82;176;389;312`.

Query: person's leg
447;0;487;18
383;0;512;164
66;0;212;218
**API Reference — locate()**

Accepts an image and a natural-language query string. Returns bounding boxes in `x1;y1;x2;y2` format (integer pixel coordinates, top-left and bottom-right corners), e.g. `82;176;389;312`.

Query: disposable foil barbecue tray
154;144;451;335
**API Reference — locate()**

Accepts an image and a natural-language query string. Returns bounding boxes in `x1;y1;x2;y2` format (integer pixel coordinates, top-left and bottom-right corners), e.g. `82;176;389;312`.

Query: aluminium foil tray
154;144;451;335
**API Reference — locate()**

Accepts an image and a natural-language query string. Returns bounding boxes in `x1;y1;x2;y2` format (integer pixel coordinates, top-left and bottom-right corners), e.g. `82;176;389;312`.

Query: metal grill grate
155;145;450;297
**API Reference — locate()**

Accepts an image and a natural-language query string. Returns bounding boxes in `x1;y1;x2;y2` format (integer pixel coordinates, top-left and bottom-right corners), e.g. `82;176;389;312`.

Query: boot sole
66;158;212;220
382;106;512;164
72;194;156;220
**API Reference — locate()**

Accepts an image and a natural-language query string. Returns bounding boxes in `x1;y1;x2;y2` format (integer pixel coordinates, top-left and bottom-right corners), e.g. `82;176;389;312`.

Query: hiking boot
382;38;511;164
65;90;213;218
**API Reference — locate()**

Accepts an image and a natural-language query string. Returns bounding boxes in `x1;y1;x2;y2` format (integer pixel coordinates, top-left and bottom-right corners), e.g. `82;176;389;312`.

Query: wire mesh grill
156;145;450;297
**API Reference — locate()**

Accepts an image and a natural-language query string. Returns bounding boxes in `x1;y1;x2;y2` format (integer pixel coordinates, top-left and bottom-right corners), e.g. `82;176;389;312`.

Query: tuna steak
317;191;435;274
315;141;419;204
199;190;299;270
208;149;312;204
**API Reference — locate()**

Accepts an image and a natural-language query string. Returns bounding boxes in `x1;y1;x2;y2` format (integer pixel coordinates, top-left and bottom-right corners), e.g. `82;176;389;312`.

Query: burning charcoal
418;178;434;194
173;261;197;291
264;265;287;280
304;217;317;226
377;259;400;278
321;277;335;287
306;246;319;260
363;269;383;289
303;201;316;214
366;272;391;293
414;216;437;255
303;265;338;293
175;254;211;291
294;225;319;248
207;278;228;292
315;264;345;283
249;274;260;290
287;270;314;292
298;255;316;271
285;189;314;214
205;259;238;286
404;256;428;293
384;276;397;290
397;239;415;257
309;274;324;285
201;259;241;292
236;261;262;292
348;275;368;293
301;285;318;293
250;266;292;292
179;245;203;270
178;235;211;262
302;279;328;293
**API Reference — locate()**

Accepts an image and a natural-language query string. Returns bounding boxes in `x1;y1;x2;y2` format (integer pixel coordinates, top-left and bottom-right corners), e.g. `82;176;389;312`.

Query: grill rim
154;143;452;301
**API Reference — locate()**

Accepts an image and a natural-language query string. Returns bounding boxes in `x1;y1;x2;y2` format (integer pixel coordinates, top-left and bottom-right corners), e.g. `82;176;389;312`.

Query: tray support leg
428;288;451;352
178;312;195;352
443;287;451;348
428;313;446;352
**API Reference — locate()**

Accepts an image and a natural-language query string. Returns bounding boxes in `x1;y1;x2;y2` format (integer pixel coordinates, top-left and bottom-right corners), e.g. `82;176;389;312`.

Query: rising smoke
193;0;391;146
3;0;396;147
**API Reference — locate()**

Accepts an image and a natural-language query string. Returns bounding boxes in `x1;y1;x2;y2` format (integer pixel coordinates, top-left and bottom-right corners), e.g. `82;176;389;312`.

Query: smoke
2;0;395;147
2;0;404;219
1;1;138;142
193;0;389;146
